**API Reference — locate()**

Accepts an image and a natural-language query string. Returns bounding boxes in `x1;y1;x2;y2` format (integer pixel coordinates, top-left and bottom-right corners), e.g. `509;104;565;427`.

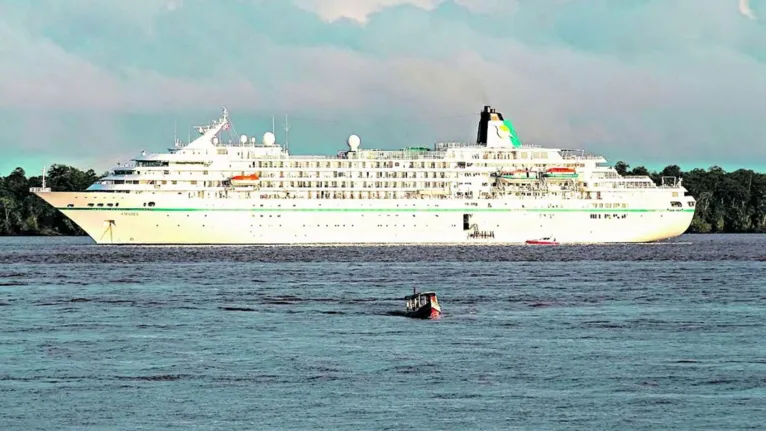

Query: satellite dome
263;131;276;146
249;136;256;145
212;137;219;145
347;134;361;151
240;134;248;144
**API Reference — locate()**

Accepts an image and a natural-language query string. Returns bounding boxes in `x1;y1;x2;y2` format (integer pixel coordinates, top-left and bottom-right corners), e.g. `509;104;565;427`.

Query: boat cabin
405;291;437;311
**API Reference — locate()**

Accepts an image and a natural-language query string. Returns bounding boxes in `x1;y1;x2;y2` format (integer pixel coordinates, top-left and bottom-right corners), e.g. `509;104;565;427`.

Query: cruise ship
31;106;696;244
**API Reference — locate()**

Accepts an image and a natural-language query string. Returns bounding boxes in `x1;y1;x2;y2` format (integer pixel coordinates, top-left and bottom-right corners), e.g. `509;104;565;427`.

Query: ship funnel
476;105;521;149
476;106;491;144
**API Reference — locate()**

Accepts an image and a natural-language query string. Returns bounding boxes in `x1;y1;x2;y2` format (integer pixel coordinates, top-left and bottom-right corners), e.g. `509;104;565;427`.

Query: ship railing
288;155;346;160
287;152;449;161
561;155;604;160
660;176;680;188
607;175;682;188
560;149;584;157
29;187;51;193
611;176;654;182
434;142;479;150
433;142;544;150
594;182;655;189
589;173;621;179
69;186;665;201
351;152;448;161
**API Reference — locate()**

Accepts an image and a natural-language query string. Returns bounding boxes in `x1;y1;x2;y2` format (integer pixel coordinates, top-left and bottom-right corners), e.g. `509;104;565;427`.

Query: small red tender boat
525;236;559;245
404;289;441;319
230;173;260;186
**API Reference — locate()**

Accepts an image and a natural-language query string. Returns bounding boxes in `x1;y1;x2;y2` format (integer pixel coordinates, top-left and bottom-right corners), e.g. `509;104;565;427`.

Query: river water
1;235;765;430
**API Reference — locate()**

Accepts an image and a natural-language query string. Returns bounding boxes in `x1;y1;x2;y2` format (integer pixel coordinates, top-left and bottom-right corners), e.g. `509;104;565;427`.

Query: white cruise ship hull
36;191;695;245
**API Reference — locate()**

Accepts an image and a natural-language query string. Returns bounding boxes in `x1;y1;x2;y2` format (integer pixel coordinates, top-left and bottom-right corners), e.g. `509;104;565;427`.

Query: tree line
0;163;764;235
1;165;101;235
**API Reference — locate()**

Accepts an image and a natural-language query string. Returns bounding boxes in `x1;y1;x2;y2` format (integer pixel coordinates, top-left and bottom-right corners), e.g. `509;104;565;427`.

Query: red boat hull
525;240;559;245
404;303;441;319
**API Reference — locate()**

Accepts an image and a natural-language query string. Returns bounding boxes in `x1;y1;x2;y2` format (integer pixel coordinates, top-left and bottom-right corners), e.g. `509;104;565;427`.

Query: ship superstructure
31;106;696;244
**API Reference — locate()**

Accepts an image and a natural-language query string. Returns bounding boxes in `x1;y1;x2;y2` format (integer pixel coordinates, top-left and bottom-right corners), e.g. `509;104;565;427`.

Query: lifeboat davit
230;174;260;186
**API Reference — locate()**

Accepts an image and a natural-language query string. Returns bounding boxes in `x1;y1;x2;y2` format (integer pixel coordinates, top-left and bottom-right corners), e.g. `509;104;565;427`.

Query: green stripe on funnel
503;119;522;148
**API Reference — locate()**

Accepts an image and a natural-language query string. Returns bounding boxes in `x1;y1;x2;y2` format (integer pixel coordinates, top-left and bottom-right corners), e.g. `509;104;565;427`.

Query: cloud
292;0;442;23
740;0;757;19
292;0;519;23
0;0;765;174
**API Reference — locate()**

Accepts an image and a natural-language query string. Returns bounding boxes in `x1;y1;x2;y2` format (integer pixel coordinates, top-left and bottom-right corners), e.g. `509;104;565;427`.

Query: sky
1;0;765;176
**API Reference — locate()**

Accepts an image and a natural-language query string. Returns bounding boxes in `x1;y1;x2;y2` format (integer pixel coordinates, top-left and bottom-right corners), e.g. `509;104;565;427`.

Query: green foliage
612;161;766;233
1;163;764;235
0;165;101;236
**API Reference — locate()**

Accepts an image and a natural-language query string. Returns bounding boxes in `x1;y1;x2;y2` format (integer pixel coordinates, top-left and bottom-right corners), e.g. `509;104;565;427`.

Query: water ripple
0;234;764;429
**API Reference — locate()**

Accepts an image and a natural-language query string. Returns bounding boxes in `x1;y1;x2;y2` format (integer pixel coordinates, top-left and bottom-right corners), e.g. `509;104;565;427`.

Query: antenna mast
283;114;290;151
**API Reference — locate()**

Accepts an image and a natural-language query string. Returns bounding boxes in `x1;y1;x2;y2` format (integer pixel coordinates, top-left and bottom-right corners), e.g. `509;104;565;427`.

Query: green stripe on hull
58;207;696;213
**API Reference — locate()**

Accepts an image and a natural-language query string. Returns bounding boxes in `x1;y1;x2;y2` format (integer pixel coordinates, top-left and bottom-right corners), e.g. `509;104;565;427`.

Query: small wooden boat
525;236;559;245
404;289;441;319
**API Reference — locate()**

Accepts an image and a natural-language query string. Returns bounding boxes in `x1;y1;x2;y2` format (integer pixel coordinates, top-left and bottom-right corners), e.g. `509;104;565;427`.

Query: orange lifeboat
544;167;577;178
230;173;260;186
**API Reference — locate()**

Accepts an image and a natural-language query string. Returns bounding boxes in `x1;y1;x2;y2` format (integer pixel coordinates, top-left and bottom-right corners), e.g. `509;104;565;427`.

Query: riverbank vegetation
0;163;764;235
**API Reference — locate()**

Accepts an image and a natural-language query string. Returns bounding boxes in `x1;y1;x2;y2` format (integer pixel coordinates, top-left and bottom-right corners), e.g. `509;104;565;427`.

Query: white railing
434;142;478;150
29;187;51;193
561;155;604;160
660;176;679;187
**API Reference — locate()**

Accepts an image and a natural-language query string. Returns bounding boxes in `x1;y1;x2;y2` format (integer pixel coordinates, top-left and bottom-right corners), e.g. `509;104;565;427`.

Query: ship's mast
283;114;290;151
174;120;180;148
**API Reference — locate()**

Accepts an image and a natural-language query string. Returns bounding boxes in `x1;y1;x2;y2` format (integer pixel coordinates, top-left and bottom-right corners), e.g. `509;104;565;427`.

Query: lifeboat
499;169;534;181
230;173;260;186
543;167;578;179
